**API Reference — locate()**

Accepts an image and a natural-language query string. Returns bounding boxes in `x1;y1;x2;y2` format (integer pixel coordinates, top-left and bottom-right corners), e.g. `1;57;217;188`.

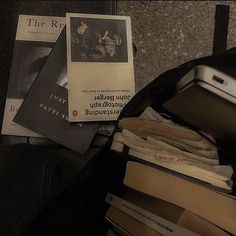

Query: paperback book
14;28;99;154
1;15;65;137
66;13;135;122
105;193;199;236
105;189;230;236
124;161;236;235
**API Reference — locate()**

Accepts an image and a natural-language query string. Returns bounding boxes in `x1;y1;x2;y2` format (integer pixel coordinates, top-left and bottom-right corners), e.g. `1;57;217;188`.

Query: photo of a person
75;22;89;60
70;17;128;62
93;30;122;60
8;41;53;99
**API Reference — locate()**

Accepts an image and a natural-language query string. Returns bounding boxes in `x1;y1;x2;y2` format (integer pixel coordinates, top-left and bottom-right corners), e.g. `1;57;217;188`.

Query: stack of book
1;14;135;157
105;107;235;235
3;14;236;236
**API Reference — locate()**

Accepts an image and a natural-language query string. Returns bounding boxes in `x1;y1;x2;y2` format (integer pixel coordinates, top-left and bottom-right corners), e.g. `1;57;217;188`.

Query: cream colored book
106;209;162;236
177;211;230;236
124;161;236;235
111;130;232;190
146;137;219;165
106;193;199;236
66;13;135;122
106;206;208;236
139;106;216;144
1;15;65;137
147;134;217;158
119;117;218;159
106;189;230;236
111;140;232;190
139;106;175;124
119;117;203;141
124;188;230;236
113;129;219;165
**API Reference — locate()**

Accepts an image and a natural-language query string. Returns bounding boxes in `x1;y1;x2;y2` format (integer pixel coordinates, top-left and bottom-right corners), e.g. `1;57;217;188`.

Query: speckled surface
117;1;236;91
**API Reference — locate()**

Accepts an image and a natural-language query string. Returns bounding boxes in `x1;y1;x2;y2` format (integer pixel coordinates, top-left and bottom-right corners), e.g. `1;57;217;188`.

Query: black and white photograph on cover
8;41;53;99
70;17;128;62
56;65;68;89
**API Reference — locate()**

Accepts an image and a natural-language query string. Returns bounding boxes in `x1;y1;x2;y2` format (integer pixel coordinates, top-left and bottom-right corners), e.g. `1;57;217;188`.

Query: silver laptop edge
177;65;236;99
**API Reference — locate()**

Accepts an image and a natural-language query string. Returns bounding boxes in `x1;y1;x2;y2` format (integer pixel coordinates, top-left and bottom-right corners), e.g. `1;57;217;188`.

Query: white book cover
105;193;199;236
1;15;65;137
66;13;135;122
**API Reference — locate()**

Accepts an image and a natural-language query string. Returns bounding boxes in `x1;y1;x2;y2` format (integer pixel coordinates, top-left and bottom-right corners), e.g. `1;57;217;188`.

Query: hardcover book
124;161;236;235
14;28;99;154
66;13;135;122
1;15;65;137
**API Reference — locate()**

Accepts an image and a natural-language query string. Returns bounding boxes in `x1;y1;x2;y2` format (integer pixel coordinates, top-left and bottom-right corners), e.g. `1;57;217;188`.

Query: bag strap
213;4;230;55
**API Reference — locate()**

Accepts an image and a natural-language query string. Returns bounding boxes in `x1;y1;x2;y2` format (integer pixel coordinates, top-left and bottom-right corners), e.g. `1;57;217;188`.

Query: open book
111;129;232;190
111;107;233;191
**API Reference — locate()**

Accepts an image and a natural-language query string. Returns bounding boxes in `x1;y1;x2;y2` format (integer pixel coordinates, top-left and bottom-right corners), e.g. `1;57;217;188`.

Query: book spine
105;216;132;236
105;193;199;236
124;162;236;235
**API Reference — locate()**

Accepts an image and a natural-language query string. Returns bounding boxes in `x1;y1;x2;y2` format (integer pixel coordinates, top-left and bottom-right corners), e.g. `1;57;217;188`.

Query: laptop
162;65;236;139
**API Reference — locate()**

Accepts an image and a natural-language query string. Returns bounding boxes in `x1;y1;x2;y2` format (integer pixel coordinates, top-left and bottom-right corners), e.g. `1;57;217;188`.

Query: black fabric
22;150;127;236
123;145;130;155
0;143;127;236
0;144;92;236
213;4;230;55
